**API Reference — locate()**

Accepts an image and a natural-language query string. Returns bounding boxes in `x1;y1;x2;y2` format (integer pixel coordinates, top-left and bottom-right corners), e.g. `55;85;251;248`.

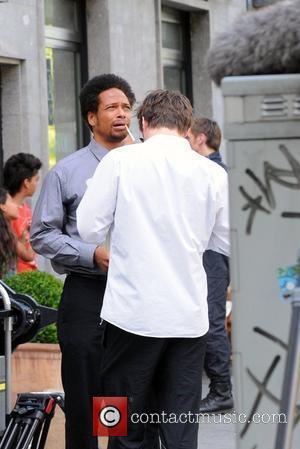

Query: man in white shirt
77;89;230;449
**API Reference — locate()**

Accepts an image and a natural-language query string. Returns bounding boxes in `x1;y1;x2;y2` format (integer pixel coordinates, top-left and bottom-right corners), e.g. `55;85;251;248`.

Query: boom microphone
207;0;300;86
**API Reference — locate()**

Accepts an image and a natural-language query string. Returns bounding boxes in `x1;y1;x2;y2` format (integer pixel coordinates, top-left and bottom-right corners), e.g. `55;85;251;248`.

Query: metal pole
0;284;12;415
274;294;300;449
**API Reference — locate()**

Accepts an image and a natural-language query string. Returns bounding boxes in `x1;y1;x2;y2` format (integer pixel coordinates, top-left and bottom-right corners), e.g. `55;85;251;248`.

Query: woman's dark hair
79;73;136;131
0;188;16;278
3;153;42;196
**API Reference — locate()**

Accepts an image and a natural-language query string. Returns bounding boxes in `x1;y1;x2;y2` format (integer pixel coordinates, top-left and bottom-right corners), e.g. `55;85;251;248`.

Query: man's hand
94;246;109;272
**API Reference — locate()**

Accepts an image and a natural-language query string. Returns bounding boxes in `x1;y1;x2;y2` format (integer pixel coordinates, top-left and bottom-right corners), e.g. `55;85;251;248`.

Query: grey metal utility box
222;74;300;449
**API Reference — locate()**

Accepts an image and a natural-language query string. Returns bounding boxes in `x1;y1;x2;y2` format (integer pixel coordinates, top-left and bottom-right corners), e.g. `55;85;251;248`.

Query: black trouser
101;323;207;449
204;276;231;386
57;273;107;449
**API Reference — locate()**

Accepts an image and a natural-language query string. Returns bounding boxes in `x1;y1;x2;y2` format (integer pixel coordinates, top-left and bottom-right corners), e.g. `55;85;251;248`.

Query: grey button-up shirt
30;139;109;276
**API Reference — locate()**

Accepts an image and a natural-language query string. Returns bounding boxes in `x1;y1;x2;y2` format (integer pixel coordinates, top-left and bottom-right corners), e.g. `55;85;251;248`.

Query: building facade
0;0;248;181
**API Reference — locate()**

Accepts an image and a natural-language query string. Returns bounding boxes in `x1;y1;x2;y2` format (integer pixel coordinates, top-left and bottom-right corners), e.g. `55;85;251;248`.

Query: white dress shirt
77;134;230;338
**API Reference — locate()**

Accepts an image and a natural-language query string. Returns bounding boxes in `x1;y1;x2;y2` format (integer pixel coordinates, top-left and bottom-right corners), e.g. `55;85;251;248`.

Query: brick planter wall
12;343;64;449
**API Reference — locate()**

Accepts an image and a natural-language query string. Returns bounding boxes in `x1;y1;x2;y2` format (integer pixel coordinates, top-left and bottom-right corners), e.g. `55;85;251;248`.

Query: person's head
187;117;222;156
0;187;17;277
79;74;136;149
3;153;42;198
137;89;193;139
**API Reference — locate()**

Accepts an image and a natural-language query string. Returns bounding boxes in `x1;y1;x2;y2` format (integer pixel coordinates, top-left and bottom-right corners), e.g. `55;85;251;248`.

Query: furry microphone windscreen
207;0;300;86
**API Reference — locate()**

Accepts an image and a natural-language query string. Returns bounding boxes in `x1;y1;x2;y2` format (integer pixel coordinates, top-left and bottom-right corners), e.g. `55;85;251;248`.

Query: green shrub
4;271;63;344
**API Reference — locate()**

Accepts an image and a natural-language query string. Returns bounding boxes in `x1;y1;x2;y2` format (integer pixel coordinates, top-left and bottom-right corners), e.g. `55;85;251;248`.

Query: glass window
44;0;85;166
162;22;182;51
45;0;78;31
161;6;192;101
46;48;79;167
163;66;186;94
247;0;280;8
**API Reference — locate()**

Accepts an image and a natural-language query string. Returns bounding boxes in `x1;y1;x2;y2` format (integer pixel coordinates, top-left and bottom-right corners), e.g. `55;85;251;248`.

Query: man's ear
197;133;207;146
142;117;147;132
142;117;149;136
87;111;96;128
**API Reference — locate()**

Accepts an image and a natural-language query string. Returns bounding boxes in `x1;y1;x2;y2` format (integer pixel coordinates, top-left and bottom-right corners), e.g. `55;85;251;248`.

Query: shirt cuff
78;242;98;268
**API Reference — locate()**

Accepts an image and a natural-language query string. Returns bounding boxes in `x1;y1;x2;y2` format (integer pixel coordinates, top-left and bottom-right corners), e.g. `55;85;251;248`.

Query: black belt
68;272;107;280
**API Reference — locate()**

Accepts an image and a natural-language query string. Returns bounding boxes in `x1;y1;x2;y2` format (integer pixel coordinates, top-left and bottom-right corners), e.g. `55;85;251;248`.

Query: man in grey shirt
31;74;136;449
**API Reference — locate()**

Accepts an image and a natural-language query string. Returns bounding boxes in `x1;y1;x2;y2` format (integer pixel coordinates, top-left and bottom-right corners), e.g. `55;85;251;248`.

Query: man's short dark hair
3;153;42;196
190;117;222;151
137;89;193;135
79;74;136;129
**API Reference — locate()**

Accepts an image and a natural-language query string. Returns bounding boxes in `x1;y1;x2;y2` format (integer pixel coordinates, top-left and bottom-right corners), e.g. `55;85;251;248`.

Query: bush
4;271;63;344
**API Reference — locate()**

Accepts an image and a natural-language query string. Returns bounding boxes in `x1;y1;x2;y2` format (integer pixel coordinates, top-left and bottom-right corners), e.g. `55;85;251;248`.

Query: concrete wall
190;8;212;117
86;0;112;75
87;0;162;99
85;0;246;139
209;0;246;155
86;0;161;136
0;0;246;167
0;0;49;173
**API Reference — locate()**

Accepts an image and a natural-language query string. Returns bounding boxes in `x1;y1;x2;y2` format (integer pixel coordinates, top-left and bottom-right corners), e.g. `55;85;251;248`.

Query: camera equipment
0;280;57;354
0;281;64;449
0;393;64;449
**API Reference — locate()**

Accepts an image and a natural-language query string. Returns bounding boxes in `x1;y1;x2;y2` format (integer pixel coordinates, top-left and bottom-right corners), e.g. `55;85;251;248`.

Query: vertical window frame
161;6;193;102
44;0;87;166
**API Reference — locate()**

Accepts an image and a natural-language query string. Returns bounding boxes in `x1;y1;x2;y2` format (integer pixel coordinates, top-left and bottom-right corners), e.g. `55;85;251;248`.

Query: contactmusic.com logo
93;397;128;436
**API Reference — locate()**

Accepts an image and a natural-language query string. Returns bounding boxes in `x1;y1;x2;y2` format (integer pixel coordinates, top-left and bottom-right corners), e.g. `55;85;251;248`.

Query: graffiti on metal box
241;326;300;447
239;144;300;234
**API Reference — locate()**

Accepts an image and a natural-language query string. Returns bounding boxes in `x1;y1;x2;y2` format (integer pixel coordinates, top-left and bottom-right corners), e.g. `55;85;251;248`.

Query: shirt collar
146;133;191;149
208;151;222;162
88;138;109;161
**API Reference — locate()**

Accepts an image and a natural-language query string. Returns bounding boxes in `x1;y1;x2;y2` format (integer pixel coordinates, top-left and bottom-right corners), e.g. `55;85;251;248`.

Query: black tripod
0;392;64;449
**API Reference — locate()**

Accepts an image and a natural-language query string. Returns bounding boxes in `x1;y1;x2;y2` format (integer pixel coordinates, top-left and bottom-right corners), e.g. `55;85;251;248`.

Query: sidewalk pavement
198;376;236;449
98;375;237;449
